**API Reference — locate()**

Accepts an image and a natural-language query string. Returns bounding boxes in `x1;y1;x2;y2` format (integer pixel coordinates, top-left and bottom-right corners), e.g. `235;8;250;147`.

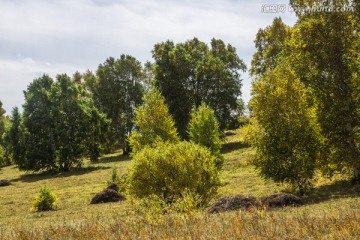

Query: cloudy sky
0;0;297;114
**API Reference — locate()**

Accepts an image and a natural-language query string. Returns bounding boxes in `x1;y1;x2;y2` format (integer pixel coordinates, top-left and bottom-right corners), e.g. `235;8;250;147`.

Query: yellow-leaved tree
251;63;321;194
129;88;179;153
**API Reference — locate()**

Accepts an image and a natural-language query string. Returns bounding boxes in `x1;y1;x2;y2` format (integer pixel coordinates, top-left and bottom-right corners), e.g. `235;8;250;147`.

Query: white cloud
0;0;296;113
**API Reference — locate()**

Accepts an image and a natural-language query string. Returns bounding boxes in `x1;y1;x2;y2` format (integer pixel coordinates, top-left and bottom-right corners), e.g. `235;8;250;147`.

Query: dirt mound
261;193;303;208
90;189;125;204
0;180;11;187
207;195;259;214
106;183;119;192
224;131;236;136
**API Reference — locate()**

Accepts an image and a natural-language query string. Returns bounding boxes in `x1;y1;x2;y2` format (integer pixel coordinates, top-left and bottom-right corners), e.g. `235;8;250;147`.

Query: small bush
128;141;220;209
188;102;223;169
107;166;121;185
33;187;58;211
106;167;127;193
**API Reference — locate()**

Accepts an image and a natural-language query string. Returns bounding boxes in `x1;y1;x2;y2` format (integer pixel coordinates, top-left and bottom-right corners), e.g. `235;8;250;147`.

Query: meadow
1;131;360;239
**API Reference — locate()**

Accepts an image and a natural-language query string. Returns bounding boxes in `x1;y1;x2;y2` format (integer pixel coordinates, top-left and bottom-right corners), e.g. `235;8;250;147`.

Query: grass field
1;131;360;239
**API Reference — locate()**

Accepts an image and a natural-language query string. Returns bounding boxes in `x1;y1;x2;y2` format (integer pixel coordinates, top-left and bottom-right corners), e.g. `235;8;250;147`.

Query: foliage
128;141;220;207
6;107;23;166
288;1;360;180
188;102;223;169
0;100;5;144
107;167;120;185
129;88;179;153
32;187;58;211
153;37;246;137
250;17;292;78
0;145;5;167
18;74;109;172
92;55;144;153
22;75;57;171
251;63;320;194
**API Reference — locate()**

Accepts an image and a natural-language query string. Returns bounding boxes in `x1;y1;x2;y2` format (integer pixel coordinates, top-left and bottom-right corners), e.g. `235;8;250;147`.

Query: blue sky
0;0;296;114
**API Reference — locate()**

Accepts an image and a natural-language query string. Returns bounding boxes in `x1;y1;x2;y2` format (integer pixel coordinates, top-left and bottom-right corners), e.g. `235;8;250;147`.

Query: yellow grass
1;134;360;239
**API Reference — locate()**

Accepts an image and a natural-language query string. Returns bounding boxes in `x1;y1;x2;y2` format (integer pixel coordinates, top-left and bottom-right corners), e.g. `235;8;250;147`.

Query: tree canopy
153;38;246;138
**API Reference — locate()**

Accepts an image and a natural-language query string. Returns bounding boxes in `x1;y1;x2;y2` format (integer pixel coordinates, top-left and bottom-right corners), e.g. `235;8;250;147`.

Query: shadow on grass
98;154;131;164
11;166;111;183
221;141;250;154
303;180;360;205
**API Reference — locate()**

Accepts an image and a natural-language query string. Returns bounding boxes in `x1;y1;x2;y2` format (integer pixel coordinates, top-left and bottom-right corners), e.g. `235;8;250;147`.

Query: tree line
1;0;359;196
0;38;245;172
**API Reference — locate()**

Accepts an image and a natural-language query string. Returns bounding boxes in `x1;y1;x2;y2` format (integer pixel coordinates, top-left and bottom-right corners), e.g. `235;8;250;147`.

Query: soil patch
0;180;11;187
261;193;303;208
207;195;259;214
90;188;125;204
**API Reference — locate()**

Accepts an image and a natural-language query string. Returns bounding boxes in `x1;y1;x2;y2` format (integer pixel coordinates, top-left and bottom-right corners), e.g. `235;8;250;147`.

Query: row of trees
0;38;244;171
250;0;360;193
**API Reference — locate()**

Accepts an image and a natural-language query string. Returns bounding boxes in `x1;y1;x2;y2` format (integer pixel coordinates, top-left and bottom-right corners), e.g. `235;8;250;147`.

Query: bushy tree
0;100;6;166
92;55;144;153
188;102;223;168
22;75;57;171
18;74;109;171
153;38;246;137
128;141;220;207
288;0;360;181
250;17;292;78
6;107;23;165
129;88;179;153
251;63;320;194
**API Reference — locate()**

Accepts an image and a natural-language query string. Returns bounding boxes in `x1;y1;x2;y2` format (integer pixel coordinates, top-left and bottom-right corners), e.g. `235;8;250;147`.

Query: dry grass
1;134;360;239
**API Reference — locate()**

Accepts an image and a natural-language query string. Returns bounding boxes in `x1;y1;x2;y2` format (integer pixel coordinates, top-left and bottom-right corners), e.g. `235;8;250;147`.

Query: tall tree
18;74;109;172
251;63;320;194
250;17;292;78
0;100;6;166
93;55;144;153
288;0;360;181
129;88;179;153
6;107;23;165
51;74;90;170
22;75;56;171
153;38;246;137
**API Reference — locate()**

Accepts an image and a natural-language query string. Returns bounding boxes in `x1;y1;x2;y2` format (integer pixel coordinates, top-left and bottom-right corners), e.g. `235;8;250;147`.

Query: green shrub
106;166;127;193
0;145;5;167
128;141;220;209
107;166;121;185
188;102;223;169
33;187;58;211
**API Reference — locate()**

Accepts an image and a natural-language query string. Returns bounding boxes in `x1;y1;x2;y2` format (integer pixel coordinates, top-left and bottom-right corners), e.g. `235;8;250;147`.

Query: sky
0;0;297;114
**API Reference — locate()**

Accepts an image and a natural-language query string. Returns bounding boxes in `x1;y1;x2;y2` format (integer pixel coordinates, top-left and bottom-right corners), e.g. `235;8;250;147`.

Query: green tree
129;88;179;153
251;63;320;194
0;100;6;166
51;74;91;170
188;102;223;168
22;75;56;171
128;141;220;207
250;17;292;78
288;0;360;181
19;74;109;172
51;74;110;170
6;107;23;165
93;55;144;153
153;38;246;137
0;100;5;142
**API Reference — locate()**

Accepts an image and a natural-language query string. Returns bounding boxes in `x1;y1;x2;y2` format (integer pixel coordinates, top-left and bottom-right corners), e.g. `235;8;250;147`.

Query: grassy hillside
1;132;360;239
